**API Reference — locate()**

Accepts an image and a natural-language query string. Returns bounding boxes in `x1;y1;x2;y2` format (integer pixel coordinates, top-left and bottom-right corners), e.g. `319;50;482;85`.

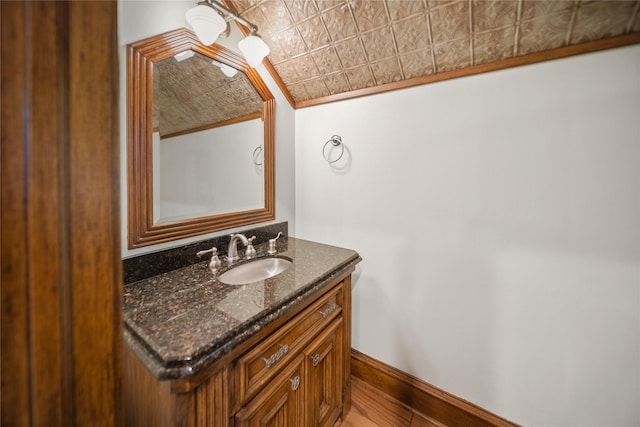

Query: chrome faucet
227;233;249;263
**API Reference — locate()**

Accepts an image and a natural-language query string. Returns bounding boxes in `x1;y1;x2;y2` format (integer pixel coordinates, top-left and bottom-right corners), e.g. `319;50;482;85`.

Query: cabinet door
235;354;305;427
305;318;344;427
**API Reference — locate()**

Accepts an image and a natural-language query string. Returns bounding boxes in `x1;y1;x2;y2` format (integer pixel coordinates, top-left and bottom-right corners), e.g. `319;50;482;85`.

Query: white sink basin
218;257;293;285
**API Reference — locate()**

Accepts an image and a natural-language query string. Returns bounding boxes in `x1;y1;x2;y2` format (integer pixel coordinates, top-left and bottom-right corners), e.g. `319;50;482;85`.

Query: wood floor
339;377;445;427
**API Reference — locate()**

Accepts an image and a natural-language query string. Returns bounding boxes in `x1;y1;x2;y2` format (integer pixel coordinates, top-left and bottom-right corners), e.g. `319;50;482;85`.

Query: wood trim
1;1;122;425
351;350;519;427
341;275;353;417
1;2;36;425
263;58;297;109
123;346;181;427
296;32;640;109
69;2;123;425
194;366;230;427
126;28;276;248
161;111;263;140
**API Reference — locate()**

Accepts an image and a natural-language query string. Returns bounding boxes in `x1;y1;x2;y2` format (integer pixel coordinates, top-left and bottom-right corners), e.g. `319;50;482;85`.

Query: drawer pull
262;344;289;368
319;302;338;319
290;375;300;391
311;354;320;367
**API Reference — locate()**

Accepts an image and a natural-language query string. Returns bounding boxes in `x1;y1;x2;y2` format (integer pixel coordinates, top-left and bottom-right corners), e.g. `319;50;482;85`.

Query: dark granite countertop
123;237;361;380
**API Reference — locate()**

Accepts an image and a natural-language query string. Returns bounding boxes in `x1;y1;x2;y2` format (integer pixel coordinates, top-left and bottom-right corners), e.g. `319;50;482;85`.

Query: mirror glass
152;52;264;223
128;29;275;248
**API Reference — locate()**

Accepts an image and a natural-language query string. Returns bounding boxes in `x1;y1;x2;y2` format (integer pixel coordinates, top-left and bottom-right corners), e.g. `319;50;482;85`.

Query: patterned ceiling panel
153;52;263;137
229;0;640;105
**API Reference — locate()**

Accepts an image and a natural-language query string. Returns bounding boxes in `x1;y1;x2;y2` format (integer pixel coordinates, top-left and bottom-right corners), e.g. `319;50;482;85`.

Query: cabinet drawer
236;283;343;404
235;354;306;427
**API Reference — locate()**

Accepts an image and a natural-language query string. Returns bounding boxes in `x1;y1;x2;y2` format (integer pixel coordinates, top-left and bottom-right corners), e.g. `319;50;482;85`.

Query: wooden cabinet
123;273;353;427
235;354;306;427
304;318;343;427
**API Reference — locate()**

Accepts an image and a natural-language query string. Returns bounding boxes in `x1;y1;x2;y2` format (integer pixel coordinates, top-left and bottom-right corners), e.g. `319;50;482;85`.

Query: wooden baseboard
351;349;519;427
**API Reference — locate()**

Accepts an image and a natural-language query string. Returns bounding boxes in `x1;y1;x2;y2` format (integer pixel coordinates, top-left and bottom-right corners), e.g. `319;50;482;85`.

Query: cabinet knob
290;375;300;391
311;354;320;367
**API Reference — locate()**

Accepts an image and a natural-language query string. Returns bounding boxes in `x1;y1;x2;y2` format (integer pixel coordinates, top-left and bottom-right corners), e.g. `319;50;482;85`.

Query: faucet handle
245;236;257;259
197;247;222;274
267;232;283;255
196;247;215;258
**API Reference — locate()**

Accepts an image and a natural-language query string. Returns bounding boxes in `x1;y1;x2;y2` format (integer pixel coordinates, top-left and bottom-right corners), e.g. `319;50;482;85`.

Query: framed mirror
127;29;275;249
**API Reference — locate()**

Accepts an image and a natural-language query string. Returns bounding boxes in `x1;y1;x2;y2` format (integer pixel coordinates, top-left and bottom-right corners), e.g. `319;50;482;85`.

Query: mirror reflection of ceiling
228;0;640;105
153;52;263;138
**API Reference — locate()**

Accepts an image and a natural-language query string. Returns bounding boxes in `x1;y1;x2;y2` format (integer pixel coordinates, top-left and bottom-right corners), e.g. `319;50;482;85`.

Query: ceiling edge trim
264;59;296;108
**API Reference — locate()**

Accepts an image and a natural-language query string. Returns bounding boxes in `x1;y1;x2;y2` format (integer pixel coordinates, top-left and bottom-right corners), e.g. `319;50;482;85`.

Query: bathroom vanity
123;237;361;427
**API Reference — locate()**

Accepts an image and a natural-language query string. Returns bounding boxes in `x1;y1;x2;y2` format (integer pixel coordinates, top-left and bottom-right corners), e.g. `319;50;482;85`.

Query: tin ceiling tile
429;1;471;44
287;82;310;100
400;49;435;79
315;0;347;13
434;37;471;72
229;0;258;14
518;12;572;55
334;38;368;68
520;0;575;21
262;28;296;65
350;0;391;32
283;0;320;22
361;26;397;61
570;1;637;44
297;15;332;50
393;13;431;53
290;54;320;81
472;0;518;32
261;0;294;34
266;27;307;63
321;3;359;41
370;57;404;84
345;66;376;90
241;1;289;36
428;0;465;8
323;72;352;94
228;0;639;105
386;0;428;21
234;6;266;33
311;46;343;75
304;78;331;99
473;26;516;65
273;61;300;84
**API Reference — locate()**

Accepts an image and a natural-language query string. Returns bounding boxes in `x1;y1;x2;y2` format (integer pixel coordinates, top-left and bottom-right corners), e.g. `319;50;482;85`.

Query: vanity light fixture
237;34;270;67
185;3;227;46
174;50;195;62
185;0;270;68
212;59;238;77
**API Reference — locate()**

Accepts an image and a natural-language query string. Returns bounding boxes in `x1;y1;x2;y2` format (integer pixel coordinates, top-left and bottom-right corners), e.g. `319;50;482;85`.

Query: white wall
118;0;295;258
295;45;640;426
155;120;264;222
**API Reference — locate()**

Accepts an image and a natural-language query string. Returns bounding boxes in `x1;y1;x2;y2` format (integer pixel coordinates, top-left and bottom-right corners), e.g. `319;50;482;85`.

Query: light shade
219;63;238;78
238;35;270;67
174;50;195;62
212;60;238;78
185;4;227;46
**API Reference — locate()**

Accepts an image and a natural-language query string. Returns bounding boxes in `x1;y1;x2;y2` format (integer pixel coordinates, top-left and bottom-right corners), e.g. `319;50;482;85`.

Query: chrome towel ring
252;146;263;166
322;135;344;163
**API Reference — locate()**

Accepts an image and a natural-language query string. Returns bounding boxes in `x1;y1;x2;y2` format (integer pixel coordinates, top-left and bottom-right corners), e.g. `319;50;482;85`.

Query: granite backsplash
123;222;288;284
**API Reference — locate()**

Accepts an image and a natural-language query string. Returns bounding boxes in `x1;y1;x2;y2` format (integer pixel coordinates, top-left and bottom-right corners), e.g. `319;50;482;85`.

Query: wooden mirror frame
127;28;275;249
